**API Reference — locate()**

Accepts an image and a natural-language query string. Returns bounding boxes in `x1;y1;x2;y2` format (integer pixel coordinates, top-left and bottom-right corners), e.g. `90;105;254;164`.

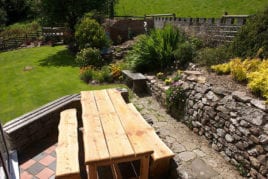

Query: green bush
173;42;194;67
194;45;231;67
230;7;268;58
126;25;188;72
0;21;41;40
80;67;94;83
75;48;103;67
166;80;186;110
75;17;109;50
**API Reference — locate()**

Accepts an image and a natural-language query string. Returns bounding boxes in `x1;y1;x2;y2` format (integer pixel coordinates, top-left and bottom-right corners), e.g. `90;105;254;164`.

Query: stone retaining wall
3;94;81;154
146;72;268;178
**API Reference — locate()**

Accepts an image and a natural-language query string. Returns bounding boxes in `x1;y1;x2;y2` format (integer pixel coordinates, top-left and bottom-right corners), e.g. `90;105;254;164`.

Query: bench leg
88;165;98;179
140;155;150;179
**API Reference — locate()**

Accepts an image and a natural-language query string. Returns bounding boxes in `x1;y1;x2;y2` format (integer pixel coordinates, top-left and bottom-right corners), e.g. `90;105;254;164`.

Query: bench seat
56;109;80;179
107;89;175;177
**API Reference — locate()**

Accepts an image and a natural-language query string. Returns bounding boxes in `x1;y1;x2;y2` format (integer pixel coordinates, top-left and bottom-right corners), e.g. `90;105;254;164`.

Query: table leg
140;155;150;179
88;165;98;179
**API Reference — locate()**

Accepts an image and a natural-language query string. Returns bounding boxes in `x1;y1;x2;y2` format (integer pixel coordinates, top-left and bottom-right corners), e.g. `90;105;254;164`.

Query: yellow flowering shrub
229;58;247;81
211;63;230;74
247;60;268;101
109;64;122;79
210;58;268;101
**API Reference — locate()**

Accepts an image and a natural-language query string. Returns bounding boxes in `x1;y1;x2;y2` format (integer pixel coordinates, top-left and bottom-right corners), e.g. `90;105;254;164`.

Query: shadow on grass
38;49;78;67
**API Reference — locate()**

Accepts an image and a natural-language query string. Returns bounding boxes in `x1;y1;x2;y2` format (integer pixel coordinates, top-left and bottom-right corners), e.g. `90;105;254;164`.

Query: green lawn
115;0;268;17
0;46;124;123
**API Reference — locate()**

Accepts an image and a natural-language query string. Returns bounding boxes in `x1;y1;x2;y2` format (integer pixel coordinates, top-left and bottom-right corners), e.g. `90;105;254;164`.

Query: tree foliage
230;7;268;58
40;0;110;31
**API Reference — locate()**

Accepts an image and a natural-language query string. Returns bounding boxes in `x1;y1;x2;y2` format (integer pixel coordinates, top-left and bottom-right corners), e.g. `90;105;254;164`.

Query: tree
40;0;111;32
0;0;7;28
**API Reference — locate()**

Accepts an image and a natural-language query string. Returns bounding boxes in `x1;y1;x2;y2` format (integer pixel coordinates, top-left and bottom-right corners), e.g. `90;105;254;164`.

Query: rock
178;151;196;162
23;66;33;71
206;91;219;102
249;156;260;169
249;135;260;144
240;107;265;126
217;128;225;137
193;149;206;157
230;118;239;126
225;134;234;142
184;70;202;76
240;120;250;127
216;106;229;114
264;124;268;135
229;124;236;133
230;112;237;117
197;76;206;84
191;158;218;179
238;127;250;136
232;91;252;102
250;99;268;112
257;155;267;165
172;143;186;153
259;134;268;144
212;86;230;96
250;127;260;136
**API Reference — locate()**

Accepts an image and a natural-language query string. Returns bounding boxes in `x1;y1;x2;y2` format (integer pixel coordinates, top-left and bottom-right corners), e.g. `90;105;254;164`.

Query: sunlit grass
0;46;124;123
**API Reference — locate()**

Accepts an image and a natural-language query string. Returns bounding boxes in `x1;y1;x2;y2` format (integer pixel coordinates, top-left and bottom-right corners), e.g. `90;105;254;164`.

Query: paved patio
18;94;243;179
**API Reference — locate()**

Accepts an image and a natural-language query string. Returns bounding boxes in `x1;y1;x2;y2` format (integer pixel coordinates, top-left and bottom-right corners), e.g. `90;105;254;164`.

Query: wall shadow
38;49;78;67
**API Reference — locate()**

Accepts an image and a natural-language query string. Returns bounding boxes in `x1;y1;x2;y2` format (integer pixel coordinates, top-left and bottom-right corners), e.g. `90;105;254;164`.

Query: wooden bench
108;89;175;177
122;70;147;93
81;89;174;178
56;109;80;179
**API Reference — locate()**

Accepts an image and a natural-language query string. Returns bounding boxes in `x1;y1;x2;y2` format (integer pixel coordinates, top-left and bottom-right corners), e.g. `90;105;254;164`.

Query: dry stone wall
146;71;268;178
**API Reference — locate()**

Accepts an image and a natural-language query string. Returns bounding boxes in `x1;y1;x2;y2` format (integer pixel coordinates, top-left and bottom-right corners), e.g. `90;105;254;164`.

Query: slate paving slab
131;94;243;179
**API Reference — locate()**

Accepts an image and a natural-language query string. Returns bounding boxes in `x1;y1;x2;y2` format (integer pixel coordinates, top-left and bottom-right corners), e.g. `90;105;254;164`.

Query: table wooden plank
56;109;80;179
94;90;135;159
107;89;154;155
81;91;110;164
107;89;174;160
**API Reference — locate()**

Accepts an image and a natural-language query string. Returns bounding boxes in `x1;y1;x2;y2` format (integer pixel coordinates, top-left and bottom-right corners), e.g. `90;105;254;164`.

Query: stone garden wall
146;71;268;178
3;94;81;154
154;15;248;44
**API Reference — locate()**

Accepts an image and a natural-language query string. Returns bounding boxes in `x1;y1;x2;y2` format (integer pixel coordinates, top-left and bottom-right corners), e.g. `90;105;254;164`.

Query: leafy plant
109;64;122;80
166;80;186;109
75;17;109;50
75;48;103;67
211;63;230;74
79;66;94;83
164;78;172;85
230;7;268;58
126;25;187;72
194;45;231;67
173;41;194;67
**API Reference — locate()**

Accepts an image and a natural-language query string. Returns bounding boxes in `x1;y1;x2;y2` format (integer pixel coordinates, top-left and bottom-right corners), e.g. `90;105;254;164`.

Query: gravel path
131;94;244;179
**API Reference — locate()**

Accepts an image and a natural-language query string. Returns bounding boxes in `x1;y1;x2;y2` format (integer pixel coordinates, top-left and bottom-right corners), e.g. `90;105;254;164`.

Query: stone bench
122;70;147;93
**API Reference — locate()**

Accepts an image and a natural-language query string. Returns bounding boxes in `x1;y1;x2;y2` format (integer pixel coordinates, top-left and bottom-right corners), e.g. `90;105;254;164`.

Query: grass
115;0;268;17
0;46;124;123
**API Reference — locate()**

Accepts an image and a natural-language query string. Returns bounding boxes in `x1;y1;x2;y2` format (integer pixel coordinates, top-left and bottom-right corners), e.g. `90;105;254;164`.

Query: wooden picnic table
81;89;154;179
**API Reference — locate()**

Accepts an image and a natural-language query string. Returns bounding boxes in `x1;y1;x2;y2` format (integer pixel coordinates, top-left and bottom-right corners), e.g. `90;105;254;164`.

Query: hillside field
115;0;268;17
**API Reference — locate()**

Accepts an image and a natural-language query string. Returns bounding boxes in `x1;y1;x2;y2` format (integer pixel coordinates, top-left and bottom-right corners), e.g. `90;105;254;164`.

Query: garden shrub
211;63;230;75
109;64;122;80
194;45;231;67
75;48;103;67
247;60;268;101
0;21;41;40
210;58;268;101
229;58;247;82
166;80;186;110
126;25;189;72
80;66;94;83
75;17;109;50
173;42;194;67
230;7;268;58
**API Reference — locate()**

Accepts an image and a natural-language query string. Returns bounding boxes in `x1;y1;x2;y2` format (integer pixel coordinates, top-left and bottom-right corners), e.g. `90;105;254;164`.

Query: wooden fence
0;27;67;51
